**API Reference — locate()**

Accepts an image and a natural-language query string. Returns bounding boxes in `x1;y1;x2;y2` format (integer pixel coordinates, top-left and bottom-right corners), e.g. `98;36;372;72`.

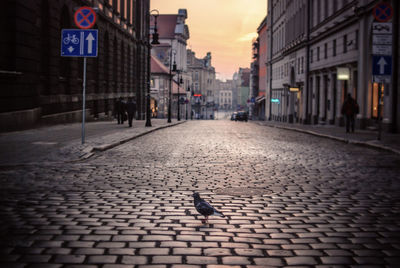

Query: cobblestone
1;121;400;267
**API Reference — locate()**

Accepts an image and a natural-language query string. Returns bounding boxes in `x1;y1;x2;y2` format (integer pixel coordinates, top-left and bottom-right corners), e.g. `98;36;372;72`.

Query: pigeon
193;192;225;224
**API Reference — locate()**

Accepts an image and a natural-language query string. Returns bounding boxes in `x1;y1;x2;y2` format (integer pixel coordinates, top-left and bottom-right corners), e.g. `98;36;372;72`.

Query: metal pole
178;72;181;121
168;49;172;123
378;83;382;140
146;43;152;127
82;57;87;144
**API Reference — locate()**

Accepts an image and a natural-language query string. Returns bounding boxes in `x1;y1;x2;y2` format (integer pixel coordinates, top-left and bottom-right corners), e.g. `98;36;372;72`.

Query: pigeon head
193;192;201;200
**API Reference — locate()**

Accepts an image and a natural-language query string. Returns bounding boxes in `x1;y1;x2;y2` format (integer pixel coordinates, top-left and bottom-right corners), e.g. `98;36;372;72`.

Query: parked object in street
341;94;359;133
235;111;248;122
193;192;225;224
231;112;237;121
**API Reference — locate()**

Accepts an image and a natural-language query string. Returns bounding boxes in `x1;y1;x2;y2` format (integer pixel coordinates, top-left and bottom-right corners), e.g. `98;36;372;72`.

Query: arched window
113;36;118;93
40;0;50;95
59;5;71;94
121;41;125;92
104;32;110;92
128;45;131;93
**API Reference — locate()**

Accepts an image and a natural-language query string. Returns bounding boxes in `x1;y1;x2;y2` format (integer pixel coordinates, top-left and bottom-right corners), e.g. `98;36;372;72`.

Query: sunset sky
150;0;267;81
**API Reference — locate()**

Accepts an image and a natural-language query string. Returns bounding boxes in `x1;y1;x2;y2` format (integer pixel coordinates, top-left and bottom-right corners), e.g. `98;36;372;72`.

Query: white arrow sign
86;33;95;54
377;57;387;74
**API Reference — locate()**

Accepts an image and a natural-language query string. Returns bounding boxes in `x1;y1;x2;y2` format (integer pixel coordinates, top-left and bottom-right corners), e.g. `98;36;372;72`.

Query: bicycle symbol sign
63;34;79;45
372;2;393;22
74;6;96;29
61;29;98;57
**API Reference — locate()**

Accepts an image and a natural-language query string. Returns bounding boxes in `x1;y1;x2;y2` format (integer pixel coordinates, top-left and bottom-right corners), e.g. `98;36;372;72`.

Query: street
1;120;400;267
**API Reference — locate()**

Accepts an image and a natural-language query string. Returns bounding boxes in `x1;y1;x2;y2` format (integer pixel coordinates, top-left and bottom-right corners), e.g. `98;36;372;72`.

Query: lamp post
177;70;183;121
147;9;160;127
168;49;177;123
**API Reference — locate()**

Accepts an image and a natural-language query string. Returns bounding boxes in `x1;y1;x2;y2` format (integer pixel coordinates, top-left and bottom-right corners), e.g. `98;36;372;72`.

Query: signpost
60;7;97;144
371;2;393;140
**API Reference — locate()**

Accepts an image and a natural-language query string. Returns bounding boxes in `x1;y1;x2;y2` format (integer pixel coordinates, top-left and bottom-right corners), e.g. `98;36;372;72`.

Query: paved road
1;120;400;267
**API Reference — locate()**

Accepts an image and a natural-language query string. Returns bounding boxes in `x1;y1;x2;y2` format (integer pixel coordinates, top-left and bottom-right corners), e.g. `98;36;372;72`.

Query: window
310;49;313;63
333;39;336;56
317;47;320;61
343;34;347;53
355;30;359;49
324;43;327;59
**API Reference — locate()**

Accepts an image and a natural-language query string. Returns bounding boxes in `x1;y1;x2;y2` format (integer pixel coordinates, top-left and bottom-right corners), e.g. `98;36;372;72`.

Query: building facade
150;9;191;120
266;0;400;132
187;50;216;119
0;0;150;131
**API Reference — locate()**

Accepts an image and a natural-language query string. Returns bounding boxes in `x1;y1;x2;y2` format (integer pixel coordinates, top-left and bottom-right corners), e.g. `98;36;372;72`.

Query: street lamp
177;69;183;121
168;49;177;123
150;10;160;45
146;9;160;127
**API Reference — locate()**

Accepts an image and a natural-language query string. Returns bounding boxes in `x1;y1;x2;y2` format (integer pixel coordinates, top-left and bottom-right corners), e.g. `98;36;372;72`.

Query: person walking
115;97;126;125
125;97;136;127
341;93;359;133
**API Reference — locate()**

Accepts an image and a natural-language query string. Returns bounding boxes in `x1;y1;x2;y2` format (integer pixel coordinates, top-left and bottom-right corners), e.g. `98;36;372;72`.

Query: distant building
256;16;267;120
238;68;250;111
150;9;190;120
0;0;150;131
187;50;216;119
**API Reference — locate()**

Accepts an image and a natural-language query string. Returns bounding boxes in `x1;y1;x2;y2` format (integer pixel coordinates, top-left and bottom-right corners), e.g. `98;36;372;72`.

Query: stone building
251;16;268;120
0;0;150;131
266;0;400;132
187;50;216;119
150;9;190;120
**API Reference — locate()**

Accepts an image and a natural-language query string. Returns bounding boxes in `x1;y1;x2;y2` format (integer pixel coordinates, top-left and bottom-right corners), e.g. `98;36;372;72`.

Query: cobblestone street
1;120;400;267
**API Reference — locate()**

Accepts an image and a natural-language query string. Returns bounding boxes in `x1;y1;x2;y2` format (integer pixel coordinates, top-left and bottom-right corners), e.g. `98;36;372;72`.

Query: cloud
236;32;257;42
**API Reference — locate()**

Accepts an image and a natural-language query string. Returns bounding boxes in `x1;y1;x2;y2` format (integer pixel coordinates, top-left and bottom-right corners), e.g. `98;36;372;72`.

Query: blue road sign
372;55;392;76
61;29;98;57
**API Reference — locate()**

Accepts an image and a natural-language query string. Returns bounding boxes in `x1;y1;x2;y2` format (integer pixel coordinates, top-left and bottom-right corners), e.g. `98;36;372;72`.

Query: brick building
0;0;150;131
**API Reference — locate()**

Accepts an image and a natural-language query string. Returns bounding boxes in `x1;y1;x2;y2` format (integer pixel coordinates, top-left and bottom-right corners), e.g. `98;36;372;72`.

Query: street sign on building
372;34;392;45
74;6;97;29
372;22;392;34
372;2;393;22
61;29;98;57
372;44;392;55
372;55;392;77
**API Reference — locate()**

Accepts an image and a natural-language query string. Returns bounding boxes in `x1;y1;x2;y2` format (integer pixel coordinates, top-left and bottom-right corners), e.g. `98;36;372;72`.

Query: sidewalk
256;120;400;155
0;119;185;166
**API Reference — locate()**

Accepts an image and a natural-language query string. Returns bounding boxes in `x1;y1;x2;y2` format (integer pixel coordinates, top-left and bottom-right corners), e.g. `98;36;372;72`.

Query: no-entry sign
74;6;97;29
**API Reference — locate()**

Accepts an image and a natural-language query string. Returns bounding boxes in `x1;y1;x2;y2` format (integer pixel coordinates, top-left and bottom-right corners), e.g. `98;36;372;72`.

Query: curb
263;123;400;156
85;121;186;157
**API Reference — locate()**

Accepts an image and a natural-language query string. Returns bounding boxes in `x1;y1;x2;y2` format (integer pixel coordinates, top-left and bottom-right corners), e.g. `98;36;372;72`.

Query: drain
214;187;272;196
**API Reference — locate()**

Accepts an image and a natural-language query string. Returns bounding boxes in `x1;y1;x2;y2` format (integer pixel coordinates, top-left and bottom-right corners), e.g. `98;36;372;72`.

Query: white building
266;0;400;132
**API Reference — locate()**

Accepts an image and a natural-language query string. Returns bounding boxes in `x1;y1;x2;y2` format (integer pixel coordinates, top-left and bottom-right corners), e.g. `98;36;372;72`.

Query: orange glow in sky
150;0;267;81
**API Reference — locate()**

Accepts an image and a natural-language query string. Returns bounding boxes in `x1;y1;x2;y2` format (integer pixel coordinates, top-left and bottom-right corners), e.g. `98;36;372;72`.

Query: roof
172;80;187;95
151;15;178;39
151;55;169;74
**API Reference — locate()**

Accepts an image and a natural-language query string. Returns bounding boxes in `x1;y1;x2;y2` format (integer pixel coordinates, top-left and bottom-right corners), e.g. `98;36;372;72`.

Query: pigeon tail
213;210;225;217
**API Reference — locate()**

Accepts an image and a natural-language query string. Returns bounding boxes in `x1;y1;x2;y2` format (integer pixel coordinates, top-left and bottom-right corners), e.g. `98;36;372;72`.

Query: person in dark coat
125;97;136;127
341;93;359;133
115;97;126;124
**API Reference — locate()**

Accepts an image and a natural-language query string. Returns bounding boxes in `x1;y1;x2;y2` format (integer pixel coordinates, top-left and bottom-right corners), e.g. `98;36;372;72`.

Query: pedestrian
341;93;359;133
125;97;136;127
115;97;126;124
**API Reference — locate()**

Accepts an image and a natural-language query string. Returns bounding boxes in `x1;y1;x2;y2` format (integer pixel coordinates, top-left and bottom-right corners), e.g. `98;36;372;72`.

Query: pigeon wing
195;200;215;216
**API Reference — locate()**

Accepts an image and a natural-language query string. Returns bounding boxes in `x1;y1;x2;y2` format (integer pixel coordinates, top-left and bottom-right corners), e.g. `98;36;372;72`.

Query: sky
150;0;267;81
